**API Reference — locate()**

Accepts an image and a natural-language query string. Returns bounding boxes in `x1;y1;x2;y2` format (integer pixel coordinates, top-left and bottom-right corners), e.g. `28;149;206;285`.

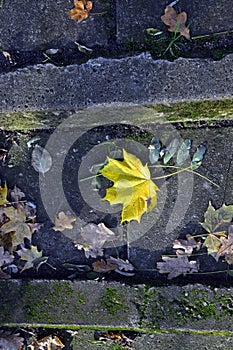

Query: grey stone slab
0;0;109;51
2;281;233;333
0;280;143;327
133;333;233;350
116;0;233;43
0;53;233;113
128;126;233;273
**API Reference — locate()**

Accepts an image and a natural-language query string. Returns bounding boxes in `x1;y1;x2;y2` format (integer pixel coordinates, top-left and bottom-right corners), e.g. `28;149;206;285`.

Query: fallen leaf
53;211;76;232
69;0;93;23
78;222;116;258
173;234;201;256
163;138;179;164
1;206;32;247
92;259;118;273
17;245;43;272
10;186;25;202
203;233;221;256
176;139;191;165
157;256;198;279
0;330;24;350
0;246;14;266
161;6;190;40
0;182;8;205
191;143;207;169
31;145;52;176
107;256;134;271
148;136;161;164
200;202;233;233
100;149;159;223
0;267;11;279
29;335;64;350
217;226;233;264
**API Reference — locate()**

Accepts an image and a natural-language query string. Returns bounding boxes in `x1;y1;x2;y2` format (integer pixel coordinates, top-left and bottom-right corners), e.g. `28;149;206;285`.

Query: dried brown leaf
92;259;118;273
157;256;198;279
69;0;93;23
17;245;43;272
29;335;64;350
53;211;76;232
0;246;14;266
161;6;190;40
79;222;116;258
217;225;233;264
173;234;201;256
0;331;24;350
107;256;134;271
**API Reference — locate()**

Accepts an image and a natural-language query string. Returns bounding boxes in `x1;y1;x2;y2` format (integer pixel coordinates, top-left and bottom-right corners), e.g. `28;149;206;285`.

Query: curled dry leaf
157;256;199;279
161;6;190;40
29;335;64;350
53;211;76;232
10;186;25;202
217;225;233;264
31;145;52;176
0;330;24;350
173;234;201;256
0;246;14;266
92;259;118;273
107;256;134;271
78;222;116;258
69;0;93;23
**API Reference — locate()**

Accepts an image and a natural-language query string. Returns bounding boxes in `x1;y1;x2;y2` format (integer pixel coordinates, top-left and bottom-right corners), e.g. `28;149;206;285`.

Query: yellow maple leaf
100;149;159;223
0;182;8;205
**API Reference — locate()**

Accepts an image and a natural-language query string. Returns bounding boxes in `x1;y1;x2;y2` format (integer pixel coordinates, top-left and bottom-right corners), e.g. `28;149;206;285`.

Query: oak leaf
69;0;93;23
173;234;201;256
53;211;76;232
161;6;190;40
157;256;198;279
107;256;134;271
100;149;159;223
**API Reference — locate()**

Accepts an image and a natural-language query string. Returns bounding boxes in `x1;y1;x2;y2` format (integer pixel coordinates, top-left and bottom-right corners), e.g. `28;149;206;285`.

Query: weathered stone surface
0;54;233;113
1;280;233;333
116;0;233;42
70;330;233;349
128;125;233;272
133;333;233;350
0;280;143;327
0;0;109;51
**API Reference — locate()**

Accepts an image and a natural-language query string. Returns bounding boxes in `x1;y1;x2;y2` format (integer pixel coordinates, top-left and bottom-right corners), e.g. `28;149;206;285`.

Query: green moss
101;287;127;314
148;99;233;124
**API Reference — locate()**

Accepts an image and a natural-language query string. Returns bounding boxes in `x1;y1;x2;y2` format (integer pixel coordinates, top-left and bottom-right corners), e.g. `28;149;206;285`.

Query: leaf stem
192;29;233;40
79;173;102;182
149;163;219;187
152;163;195;180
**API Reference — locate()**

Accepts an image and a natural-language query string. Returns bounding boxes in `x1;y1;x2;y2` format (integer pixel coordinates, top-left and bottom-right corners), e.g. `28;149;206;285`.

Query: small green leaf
163;138;179;164
148;136;161;164
176;139;191;165
63;263;92;272
227;270;233;277
191;144;207;169
146;28;163;36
